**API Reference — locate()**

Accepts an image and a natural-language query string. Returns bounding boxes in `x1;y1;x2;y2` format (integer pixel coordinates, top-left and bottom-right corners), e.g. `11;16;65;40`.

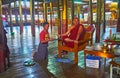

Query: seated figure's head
73;17;79;25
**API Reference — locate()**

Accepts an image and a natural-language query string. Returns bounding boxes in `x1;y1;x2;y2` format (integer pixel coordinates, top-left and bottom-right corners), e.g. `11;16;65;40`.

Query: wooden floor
0;26;119;78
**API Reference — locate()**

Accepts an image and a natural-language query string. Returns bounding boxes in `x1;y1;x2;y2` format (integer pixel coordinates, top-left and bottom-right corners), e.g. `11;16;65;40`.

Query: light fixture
74;0;86;4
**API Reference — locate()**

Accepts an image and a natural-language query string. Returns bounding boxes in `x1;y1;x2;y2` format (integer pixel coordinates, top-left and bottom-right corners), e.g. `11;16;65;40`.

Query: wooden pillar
30;0;35;36
57;0;61;34
50;2;53;32
62;0;68;34
14;1;16;24
71;0;74;24
78;4;80;22
37;1;40;27
96;0;101;42
43;0;47;22
8;3;13;33
117;0;120;32
19;0;23;34
24;0;28;26
89;0;93;25
14;1;19;26
102;0;106;33
0;0;6;72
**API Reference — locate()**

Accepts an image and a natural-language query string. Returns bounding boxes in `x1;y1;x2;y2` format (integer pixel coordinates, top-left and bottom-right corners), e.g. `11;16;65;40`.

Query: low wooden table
84;49;115;68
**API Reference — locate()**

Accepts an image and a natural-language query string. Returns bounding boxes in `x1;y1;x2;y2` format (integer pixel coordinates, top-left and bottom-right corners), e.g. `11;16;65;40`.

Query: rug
54;54;72;63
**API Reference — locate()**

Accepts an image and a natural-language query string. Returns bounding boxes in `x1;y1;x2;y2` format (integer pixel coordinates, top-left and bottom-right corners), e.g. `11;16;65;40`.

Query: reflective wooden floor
0;26;119;78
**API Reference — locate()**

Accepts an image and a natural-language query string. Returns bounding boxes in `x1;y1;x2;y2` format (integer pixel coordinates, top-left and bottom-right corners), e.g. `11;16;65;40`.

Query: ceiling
2;0;43;5
1;0;118;6
2;0;86;5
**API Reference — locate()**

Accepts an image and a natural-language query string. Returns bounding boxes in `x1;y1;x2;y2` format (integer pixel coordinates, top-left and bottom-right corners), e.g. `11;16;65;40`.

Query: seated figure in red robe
58;17;86;48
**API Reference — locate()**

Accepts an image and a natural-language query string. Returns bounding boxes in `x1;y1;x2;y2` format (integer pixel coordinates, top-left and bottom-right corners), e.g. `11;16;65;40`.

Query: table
104;39;120;54
104;39;120;45
84;49;115;68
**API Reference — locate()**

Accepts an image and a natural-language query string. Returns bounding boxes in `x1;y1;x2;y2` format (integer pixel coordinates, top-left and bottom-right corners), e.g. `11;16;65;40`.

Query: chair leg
74;52;78;64
58;49;62;58
110;64;113;78
116;66;120;75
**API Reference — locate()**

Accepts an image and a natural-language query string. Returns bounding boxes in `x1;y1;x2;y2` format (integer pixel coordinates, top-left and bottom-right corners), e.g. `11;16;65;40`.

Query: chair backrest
84;32;91;41
84;27;95;45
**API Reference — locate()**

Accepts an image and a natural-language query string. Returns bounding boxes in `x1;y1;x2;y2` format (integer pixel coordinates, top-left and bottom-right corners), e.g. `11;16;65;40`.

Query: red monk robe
62;24;86;48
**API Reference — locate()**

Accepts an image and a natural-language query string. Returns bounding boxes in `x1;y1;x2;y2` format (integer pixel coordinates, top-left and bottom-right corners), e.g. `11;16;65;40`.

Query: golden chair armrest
74;38;91;49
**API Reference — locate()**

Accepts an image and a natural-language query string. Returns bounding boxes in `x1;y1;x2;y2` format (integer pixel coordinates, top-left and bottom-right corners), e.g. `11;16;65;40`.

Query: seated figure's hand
64;38;70;42
74;40;78;43
58;34;61;38
65;38;78;43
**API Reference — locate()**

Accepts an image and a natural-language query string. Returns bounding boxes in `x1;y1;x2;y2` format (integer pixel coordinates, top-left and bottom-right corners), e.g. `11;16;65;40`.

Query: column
19;0;23;34
57;0;61;34
117;0;120;32
14;1;19;26
30;0;35;36
78;4;80;22
43;0;47;21
8;3;13;33
24;0;28;26
96;0;101;42
71;0;74;24
89;0;93;25
62;0;67;34
102;0;106;33
0;0;6;72
37;1;40;27
50;2;53;32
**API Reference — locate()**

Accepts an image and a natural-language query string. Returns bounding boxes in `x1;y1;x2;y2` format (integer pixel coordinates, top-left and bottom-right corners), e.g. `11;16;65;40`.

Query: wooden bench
58;28;95;64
